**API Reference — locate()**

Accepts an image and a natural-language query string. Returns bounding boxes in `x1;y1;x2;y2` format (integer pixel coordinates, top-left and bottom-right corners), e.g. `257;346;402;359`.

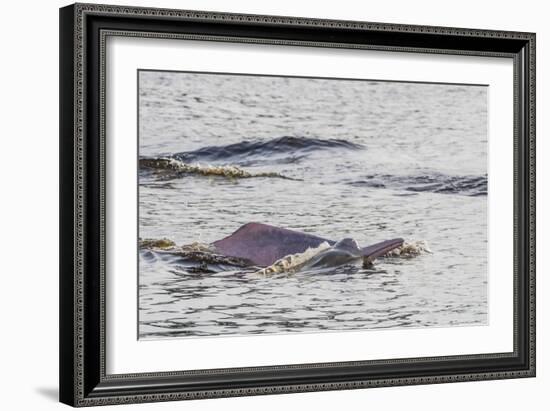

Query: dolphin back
212;222;335;267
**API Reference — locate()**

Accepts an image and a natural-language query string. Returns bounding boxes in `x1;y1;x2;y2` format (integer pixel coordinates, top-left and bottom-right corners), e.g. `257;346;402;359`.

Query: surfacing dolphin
212;223;403;268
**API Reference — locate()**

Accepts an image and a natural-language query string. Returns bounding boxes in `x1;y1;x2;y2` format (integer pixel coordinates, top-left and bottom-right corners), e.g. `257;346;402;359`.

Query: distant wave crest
347;173;487;196
172;136;363;166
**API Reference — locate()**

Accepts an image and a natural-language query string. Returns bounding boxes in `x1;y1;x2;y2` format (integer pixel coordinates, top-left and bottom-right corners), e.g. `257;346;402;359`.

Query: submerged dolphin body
212;223;403;268
298;238;400;271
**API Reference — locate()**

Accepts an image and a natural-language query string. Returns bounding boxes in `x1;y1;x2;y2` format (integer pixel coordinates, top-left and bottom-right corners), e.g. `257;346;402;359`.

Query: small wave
347;173;487;196
139;238;177;249
140;240;253;271
139;158;297;181
171;136;363;166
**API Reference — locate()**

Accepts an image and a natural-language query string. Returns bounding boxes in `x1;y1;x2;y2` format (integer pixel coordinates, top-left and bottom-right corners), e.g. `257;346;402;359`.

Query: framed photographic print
59;3;536;407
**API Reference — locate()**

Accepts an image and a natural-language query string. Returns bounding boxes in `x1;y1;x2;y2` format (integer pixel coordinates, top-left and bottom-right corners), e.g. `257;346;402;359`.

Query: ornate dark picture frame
59;3;535;407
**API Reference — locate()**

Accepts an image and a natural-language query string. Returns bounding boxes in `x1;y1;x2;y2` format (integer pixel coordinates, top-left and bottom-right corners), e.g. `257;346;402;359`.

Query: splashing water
254;242;332;277
384;241;432;257
140;238;431;276
139;158;296;180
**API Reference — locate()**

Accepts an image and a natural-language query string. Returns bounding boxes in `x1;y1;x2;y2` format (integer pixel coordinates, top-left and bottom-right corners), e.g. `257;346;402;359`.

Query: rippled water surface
138;71;488;339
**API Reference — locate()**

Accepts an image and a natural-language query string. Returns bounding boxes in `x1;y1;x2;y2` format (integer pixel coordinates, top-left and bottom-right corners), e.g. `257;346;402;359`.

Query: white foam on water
142;157;289;179
254;242;332;277
384;240;432;257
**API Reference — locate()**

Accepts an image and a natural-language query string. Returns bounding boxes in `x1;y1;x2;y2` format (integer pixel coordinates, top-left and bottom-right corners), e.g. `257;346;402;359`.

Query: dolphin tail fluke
361;238;404;263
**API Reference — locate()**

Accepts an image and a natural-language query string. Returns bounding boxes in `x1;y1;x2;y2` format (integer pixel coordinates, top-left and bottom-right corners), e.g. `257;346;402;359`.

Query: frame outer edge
59;3;77;407
74;2;534;39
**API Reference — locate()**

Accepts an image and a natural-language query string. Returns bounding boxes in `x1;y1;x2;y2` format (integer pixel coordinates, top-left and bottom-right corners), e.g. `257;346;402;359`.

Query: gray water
138;70;488;339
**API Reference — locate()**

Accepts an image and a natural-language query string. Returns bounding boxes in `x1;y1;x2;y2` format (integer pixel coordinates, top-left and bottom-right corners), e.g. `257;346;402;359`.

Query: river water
138;70;488;339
